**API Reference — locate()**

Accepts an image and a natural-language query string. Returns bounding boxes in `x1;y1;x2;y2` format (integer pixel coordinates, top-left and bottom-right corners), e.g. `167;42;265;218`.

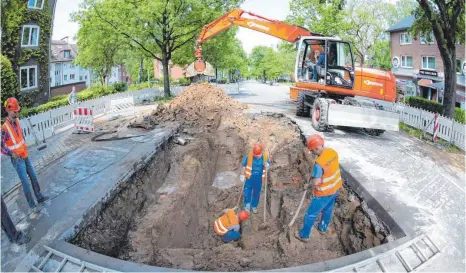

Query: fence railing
17;84;240;146
389;103;465;150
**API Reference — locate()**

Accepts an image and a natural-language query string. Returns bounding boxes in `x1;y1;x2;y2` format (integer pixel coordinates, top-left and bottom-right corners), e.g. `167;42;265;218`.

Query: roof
418;79;432;87
387;15;415;32
51;40;79;62
428;82;444;90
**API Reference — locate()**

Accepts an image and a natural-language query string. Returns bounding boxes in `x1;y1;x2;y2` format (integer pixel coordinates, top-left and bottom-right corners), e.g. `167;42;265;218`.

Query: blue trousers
11;157;44;208
299;191;338;238
221;230;241;243
244;175;262;210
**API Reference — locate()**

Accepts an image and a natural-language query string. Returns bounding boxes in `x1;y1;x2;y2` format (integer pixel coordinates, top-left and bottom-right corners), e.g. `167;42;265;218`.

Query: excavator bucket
186;61;215;78
328;104;400;131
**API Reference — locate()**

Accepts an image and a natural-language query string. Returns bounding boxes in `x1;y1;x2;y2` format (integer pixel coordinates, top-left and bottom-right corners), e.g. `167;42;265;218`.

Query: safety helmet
4;97;20;112
307;134;324;150
253;143;263;157
238;210;249;221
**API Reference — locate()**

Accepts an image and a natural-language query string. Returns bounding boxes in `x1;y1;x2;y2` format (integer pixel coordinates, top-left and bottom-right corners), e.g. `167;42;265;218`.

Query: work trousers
299;191;339;239
11;157;44;208
1;197;19;241
221;230;241;243
243;175;262;210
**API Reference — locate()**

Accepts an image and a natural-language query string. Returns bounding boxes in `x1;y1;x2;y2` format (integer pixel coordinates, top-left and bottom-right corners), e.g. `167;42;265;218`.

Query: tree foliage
1;54;18;105
248;43;295;81
76;0;240;97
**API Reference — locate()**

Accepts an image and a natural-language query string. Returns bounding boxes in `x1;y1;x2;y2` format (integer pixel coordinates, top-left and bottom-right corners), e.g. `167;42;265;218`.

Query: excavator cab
295;37;355;90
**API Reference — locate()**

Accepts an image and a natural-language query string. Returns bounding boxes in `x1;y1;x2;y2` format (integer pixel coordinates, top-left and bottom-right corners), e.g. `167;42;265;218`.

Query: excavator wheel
311;98;329;131
296;92;310;117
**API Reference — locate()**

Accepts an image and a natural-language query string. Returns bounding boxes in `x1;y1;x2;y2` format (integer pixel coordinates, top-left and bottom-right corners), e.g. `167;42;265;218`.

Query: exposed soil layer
72;83;391;271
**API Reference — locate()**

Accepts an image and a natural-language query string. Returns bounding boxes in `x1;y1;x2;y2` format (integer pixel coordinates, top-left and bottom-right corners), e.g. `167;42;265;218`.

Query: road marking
439;173;465;194
413;172;440;201
426;182;449;201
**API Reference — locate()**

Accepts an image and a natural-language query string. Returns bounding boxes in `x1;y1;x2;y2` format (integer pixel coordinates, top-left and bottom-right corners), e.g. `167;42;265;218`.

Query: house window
27;0;44;9
400;32;412;45
64;75;68;81
80;76;83;81
64;50;71;58
70;74;75;80
21;25;40;47
55;70;60;76
422;56;436;70
85;75;88;80
420;32;434;44
401;56;413;68
457;59;462;74
20;66;37;90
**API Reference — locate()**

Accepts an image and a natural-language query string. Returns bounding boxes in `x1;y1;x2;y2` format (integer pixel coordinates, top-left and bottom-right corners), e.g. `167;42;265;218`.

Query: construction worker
1;98;48;213
1;196;31;245
240;144;271;213
68;86;78;105
214;209;249;243
295;134;341;242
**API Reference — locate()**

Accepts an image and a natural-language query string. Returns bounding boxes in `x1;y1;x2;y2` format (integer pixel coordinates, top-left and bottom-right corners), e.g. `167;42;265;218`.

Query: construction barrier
74;107;94;132
433;113;439;142
109;96;135;116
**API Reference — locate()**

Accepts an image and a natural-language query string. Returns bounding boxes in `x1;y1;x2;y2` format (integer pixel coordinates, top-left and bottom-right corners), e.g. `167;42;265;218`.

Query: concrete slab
1;124;177;272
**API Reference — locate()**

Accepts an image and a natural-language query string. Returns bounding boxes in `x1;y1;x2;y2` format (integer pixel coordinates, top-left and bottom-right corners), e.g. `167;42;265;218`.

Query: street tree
79;0;240;97
72;6;126;86
411;0;465;118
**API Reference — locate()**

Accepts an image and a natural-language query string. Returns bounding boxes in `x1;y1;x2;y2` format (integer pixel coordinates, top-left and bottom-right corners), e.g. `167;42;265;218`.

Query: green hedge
455;108;465;124
19;86;117;118
128;82;153;91
406;96;444;113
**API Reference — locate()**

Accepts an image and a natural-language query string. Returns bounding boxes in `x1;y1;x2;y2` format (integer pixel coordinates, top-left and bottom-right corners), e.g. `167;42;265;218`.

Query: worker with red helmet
2;98;48;213
295;134;342;242
240;143;271;214
214;209;249;242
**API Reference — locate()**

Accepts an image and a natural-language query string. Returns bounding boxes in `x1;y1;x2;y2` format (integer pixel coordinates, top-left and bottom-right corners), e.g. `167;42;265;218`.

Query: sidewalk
1;122;177;272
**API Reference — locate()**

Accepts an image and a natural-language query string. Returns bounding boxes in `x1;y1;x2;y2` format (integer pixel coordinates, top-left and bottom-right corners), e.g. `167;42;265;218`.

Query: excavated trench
70;112;393;271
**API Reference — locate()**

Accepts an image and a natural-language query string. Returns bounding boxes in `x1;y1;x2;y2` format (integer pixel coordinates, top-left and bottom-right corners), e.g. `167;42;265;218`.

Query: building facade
50;38;91;96
108;65;130;86
153;59;185;80
388;15;466;109
1;0;57;106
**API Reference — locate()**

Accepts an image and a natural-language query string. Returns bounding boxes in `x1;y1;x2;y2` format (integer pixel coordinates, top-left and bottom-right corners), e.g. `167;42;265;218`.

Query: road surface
231;80;465;272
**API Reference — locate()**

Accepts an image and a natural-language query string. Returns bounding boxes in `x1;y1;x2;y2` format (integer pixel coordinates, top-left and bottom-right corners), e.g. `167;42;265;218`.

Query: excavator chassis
295;90;399;135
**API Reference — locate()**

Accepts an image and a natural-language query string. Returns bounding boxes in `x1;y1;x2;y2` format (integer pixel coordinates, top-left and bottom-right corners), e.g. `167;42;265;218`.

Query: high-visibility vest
244;152;268;182
314;148;341;197
213;209;239;236
2;119;28;158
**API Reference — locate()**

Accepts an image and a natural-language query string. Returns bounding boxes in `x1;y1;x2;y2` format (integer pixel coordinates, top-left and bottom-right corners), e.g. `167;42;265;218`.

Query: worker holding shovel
295;134;342;242
240;144;270;214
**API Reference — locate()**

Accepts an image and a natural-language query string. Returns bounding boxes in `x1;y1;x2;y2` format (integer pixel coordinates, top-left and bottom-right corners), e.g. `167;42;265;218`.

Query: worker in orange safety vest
239;144;271;214
295;134;342;242
214;209;249;242
1;98;48;213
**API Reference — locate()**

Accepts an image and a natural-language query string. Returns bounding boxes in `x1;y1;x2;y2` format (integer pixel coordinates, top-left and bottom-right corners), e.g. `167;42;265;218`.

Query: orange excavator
191;9;399;135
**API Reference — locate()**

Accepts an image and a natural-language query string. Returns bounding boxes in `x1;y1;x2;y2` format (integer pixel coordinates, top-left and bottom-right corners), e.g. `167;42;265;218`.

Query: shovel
258;169;269;230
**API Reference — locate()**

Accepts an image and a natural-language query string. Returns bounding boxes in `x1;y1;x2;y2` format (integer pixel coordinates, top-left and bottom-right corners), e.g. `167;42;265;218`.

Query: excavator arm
193;8;316;72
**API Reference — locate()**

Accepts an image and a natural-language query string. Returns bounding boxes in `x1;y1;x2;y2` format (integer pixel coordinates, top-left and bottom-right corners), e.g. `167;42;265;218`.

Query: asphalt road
230;80;465;272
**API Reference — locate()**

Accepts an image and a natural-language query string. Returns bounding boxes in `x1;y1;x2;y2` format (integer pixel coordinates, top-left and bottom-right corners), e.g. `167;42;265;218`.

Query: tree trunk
442;50;456;118
162;54;171;97
138;57;143;84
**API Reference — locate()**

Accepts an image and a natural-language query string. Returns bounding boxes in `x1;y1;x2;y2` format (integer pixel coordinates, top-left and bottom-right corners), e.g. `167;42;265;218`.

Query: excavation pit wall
70;112;396;271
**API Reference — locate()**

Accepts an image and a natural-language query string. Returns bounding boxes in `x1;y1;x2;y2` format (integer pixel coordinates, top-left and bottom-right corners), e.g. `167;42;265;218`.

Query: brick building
153;59;185;80
387;15;465;109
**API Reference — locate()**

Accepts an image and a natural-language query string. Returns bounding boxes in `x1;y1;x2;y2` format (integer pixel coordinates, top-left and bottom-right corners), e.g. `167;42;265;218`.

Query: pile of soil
73;83;392;271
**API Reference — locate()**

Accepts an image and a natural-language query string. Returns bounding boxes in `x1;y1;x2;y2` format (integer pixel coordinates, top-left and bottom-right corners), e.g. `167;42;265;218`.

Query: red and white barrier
433;113;439;142
74;107;94;132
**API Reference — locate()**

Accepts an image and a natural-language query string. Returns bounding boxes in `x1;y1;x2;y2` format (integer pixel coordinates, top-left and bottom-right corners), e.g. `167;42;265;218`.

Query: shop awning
418;79;433;87
429;81;444;90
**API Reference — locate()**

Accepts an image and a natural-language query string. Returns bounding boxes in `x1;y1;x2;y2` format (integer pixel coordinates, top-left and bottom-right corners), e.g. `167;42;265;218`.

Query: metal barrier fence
389;103;465;150
17;84;240;146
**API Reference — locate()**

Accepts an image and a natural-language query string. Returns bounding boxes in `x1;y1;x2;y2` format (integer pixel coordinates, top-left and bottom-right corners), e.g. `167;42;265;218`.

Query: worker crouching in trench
214;209;249;242
240;144;271;214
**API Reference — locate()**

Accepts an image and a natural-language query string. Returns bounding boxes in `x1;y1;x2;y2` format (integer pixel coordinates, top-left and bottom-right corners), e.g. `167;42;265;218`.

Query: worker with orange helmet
240;143;271;214
214;209;249;242
295;134;342;242
2;98;48;213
